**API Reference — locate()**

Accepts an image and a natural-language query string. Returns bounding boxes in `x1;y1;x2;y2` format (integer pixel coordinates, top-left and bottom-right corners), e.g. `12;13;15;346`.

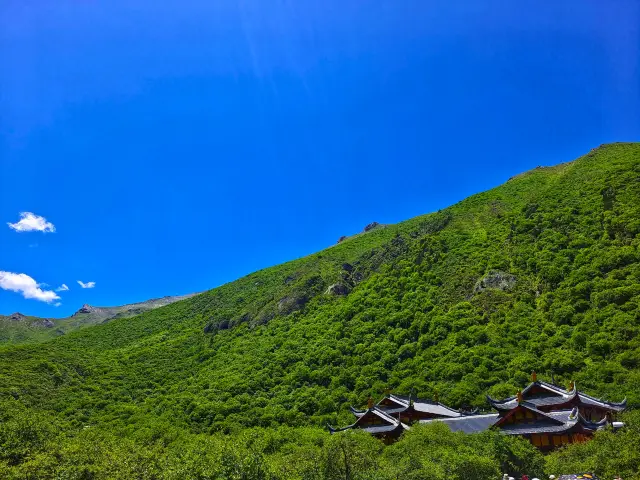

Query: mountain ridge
0;293;197;344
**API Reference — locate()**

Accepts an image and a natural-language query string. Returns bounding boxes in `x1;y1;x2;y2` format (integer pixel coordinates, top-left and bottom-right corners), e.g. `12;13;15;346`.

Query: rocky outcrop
75;304;99;315
473;271;517;294
325;283;350;296
4;313;53;328
277;294;308;315
363;222;380;232
34;319;55;328
203;318;230;334
337;236;347;243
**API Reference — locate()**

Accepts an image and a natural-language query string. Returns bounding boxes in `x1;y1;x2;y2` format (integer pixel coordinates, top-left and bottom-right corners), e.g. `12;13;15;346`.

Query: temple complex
329;373;626;450
351;392;478;423
328;392;478;444
486;372;626;421
328;404;410;445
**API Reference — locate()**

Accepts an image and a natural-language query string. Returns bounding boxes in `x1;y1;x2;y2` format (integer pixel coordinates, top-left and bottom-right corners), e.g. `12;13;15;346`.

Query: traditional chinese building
328;392;476;444
351;392;477;424
328;401;410;445
420;372;626;451
330;374;626;450
486;372;626;422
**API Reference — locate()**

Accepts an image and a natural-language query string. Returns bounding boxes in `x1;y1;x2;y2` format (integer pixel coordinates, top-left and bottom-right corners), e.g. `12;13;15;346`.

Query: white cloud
8;212;56;233
77;280;96;289
0;271;61;304
56;284;69;292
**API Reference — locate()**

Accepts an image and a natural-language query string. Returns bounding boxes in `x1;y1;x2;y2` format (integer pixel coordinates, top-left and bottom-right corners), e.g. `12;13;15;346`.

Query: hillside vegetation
0;294;196;345
0;143;639;479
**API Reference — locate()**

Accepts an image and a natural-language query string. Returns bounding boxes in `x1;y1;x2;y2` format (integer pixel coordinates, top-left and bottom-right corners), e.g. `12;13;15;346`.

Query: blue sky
1;0;639;317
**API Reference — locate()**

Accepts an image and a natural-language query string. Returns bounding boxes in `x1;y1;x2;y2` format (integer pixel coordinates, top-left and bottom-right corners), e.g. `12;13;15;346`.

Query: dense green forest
1;143;639;479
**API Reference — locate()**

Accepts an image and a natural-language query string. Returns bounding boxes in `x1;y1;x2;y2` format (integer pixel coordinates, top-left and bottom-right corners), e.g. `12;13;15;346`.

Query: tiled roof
390;394;464;417
419;414;499;434
577;392;627;411
419;407;614;436
487;381;626;412
351;393;467;420
329;406;410;434
361;423;408;434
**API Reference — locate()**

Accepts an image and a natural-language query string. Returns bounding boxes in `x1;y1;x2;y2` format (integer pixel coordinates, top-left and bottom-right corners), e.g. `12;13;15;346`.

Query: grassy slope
0;143;639;439
0;294;196;345
0;315;57;344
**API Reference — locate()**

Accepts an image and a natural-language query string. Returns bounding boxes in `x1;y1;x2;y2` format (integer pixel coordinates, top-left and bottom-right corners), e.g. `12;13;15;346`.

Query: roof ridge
538;380;566;391
486;394;516;404
388;394;410;406
518;402;565;424
372;407;400;424
524;380;568;397
577;390;626;407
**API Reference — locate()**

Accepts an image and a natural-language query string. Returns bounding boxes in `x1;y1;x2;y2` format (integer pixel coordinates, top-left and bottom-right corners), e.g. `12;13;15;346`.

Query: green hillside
0;294;197;345
1;143;639;479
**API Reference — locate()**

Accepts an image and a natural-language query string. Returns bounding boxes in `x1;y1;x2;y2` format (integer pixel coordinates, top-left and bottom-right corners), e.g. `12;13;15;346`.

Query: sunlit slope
0;294;197;345
0;143;638;436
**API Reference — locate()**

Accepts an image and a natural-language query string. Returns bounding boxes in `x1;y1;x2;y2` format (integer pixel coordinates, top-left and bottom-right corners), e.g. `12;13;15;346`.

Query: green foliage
0;143;639;477
546;411;640;480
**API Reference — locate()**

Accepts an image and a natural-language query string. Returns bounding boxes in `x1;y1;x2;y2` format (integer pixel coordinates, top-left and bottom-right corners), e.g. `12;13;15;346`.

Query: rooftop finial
568;380;575;392
434;390;439;403
517;390;523;403
384;387;391;396
367;397;374;409
531;371;537;382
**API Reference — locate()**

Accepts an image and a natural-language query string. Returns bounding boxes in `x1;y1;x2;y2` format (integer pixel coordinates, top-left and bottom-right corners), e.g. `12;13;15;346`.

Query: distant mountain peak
75;304;100;315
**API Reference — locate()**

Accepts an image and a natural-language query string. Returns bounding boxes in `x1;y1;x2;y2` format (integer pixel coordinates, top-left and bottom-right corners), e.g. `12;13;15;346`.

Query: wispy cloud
56;284;69;292
0;271;61;304
8;212;56;233
77;280;96;289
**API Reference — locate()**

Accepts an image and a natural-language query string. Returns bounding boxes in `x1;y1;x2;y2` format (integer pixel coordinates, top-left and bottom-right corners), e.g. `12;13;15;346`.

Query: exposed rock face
363;222;380;232
341;263;353;272
337;236;347;243
34;319;55;328
76;304;98;315
473;270;517;294
204;318;231;334
5;313;53;327
277;294;308;315
325;283;350;296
